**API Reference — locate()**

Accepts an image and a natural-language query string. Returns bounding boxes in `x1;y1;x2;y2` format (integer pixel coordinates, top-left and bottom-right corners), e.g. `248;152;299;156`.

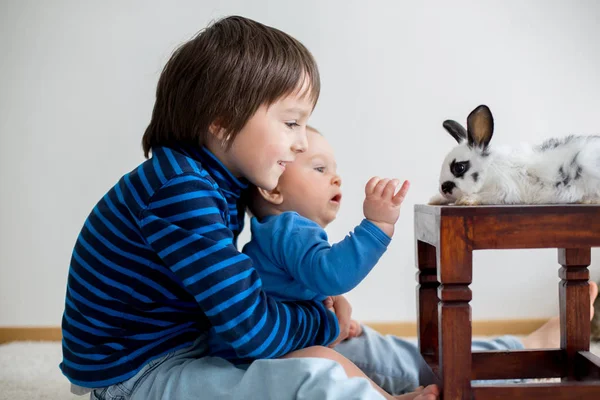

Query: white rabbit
429;105;600;206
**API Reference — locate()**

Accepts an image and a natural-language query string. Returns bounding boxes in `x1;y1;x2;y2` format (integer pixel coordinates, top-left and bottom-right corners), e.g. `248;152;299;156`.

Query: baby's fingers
373;178;390;197
365;177;380;195
382;179;400;200
392;180;411;205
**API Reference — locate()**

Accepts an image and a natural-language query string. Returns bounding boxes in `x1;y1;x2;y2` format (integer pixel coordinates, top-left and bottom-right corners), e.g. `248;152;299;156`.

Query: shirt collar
175;146;249;199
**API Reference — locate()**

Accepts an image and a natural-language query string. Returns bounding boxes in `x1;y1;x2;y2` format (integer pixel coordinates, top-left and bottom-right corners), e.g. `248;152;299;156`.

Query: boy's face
276;131;342;228
223;82;313;191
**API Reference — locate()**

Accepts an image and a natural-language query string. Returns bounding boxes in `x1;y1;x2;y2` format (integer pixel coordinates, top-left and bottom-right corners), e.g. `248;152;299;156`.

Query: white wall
1;0;599;326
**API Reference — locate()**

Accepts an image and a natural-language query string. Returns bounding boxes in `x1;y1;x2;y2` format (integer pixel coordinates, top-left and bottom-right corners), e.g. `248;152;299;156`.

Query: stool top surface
415;204;600;217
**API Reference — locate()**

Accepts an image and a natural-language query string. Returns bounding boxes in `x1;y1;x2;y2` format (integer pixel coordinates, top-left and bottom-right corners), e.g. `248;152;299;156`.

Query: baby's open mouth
330;194;342;203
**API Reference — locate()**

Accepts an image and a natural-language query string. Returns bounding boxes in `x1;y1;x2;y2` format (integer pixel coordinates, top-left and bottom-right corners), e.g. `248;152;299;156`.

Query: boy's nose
291;133;308;154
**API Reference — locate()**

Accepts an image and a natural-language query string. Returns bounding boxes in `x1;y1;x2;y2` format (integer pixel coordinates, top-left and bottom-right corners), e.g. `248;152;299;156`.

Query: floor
1;340;599;400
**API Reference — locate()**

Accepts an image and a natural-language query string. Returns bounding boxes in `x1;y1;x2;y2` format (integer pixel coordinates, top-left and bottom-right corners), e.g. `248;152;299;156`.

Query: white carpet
1;340;599;400
0;341;79;400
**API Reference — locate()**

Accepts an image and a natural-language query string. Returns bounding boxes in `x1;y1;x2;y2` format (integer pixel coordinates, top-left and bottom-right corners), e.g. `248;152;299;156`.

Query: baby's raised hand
363;177;410;237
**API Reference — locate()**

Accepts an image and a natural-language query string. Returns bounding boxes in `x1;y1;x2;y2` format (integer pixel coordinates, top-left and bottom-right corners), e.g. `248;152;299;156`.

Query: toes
422;385;440;396
590;281;598;320
590;281;598;301
415;394;437;400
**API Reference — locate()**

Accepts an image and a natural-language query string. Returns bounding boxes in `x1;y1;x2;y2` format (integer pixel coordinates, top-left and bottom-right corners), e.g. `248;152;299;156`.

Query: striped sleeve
139;174;339;359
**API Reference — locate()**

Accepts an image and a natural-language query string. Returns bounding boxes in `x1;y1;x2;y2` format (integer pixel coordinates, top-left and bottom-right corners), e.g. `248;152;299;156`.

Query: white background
2;0;599;326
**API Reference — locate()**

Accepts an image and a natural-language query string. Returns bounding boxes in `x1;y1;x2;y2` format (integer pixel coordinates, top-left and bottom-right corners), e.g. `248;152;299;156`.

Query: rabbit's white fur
431;105;600;205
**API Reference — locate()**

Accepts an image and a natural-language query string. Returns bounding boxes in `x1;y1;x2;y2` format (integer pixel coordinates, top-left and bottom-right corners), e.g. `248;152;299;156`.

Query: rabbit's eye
450;160;470;177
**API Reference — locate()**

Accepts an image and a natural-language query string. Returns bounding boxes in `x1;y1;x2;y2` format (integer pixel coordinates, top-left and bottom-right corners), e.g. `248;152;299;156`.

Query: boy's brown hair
142;16;320;157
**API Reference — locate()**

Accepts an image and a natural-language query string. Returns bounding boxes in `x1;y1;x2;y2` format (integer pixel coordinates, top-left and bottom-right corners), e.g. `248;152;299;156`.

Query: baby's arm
272;177;410;296
272;214;390;296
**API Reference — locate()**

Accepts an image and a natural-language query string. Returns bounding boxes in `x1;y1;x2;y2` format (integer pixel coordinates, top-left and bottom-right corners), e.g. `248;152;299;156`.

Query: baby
244;126;409;338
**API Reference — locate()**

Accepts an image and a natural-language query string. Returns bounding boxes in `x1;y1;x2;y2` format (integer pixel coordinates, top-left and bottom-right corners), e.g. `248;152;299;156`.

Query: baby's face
276;131;342;227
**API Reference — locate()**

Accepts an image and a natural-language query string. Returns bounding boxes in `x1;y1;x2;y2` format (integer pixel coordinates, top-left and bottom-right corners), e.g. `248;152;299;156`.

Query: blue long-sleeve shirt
60;147;339;388
208;211;390;359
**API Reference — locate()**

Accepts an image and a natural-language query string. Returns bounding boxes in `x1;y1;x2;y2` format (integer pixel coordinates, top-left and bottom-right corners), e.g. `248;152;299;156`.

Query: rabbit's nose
441;181;456;194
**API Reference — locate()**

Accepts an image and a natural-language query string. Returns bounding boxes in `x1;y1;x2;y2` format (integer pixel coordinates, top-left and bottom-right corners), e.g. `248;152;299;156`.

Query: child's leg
335;325;530;393
334;325;432;394
283;346;438;400
520;281;598;350
91;335;385;400
335;281;599;393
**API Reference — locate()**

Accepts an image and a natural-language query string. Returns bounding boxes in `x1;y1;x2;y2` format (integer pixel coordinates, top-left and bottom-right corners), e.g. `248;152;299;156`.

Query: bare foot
521;281;598;349
394;385;439;400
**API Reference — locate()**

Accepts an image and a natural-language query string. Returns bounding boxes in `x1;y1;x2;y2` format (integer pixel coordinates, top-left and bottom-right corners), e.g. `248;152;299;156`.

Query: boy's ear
257;187;284;205
209;120;227;140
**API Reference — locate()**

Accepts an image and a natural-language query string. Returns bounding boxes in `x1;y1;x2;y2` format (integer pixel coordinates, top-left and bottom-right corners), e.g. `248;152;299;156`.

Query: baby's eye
285;121;300;129
314;167;325;173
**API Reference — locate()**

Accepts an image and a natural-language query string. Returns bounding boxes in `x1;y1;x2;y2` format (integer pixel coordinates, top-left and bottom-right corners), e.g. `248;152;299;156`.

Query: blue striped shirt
60;146;339;388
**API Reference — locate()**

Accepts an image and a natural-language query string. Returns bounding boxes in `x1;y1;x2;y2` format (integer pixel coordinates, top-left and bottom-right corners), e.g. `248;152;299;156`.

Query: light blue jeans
86;326;523;400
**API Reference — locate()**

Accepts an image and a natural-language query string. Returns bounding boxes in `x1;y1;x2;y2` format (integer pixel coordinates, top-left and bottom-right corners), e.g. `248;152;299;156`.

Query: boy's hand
324;295;353;348
363;178;410;237
348;319;363;338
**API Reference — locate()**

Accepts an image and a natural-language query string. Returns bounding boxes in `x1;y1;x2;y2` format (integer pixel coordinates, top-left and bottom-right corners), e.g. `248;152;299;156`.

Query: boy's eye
285;122;300;129
314;167;325;173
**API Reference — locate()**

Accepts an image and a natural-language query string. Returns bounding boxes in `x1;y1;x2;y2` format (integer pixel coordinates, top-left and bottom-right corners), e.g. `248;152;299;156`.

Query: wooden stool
414;205;600;399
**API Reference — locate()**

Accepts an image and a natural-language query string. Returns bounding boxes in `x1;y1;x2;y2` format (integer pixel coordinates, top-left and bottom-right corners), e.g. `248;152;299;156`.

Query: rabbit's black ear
443;120;467;144
467;105;494;149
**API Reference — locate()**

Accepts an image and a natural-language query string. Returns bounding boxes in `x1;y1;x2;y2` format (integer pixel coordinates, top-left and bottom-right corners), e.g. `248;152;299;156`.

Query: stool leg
438;217;473;399
416;240;439;360
558;248;591;380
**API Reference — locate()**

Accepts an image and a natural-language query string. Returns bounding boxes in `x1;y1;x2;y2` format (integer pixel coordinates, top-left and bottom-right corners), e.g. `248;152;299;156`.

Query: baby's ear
257;187;284;205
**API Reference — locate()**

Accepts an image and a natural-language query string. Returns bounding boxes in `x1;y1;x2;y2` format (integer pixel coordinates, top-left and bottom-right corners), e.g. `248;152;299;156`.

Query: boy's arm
139;175;339;359
271;213;391;296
